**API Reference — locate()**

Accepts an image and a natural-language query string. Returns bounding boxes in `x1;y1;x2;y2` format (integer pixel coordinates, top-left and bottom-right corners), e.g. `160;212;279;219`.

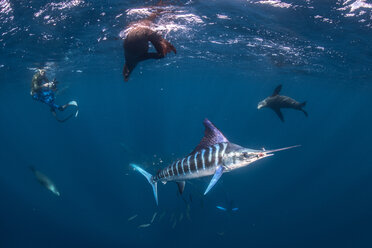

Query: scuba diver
31;69;78;122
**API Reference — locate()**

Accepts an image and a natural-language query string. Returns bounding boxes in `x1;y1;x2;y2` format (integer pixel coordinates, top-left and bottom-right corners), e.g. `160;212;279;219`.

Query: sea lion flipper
149;32;176;56
273;108;284;122
272;84;282;96
123;63;137;81
300;101;308;117
162;39;177;54
156;39;176;55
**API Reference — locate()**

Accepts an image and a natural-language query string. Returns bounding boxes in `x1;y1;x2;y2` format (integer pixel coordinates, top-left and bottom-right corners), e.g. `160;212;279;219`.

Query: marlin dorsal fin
192;119;229;153
272;84;282;96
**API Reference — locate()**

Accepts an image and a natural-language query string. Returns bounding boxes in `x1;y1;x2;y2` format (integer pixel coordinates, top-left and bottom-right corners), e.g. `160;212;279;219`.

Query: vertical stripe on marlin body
130;118;300;205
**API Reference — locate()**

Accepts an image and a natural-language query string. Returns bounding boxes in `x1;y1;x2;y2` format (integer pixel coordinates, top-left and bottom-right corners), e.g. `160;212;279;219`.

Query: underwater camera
50;79;59;90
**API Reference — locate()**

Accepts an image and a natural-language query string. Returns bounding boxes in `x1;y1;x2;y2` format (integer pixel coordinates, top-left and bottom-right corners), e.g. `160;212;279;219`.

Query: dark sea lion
30;166;60;196
123;8;177;81
257;84;308;122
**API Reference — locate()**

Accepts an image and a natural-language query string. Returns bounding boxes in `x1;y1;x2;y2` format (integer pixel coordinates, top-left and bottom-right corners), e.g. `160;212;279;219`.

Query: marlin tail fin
130;163;158;205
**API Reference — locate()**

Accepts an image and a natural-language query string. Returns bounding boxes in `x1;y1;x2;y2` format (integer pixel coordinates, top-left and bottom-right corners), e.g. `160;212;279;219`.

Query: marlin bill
131;119;299;205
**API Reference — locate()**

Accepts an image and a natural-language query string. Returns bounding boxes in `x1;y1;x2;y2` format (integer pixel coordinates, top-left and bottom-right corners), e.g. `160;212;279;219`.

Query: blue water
1;0;372;247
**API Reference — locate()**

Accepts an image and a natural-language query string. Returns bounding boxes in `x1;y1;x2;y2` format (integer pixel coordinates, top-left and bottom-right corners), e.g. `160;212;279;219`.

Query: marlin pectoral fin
204;165;224;195
192;119;229;153
273;108;284;122
272;84;282;96
176;181;186;194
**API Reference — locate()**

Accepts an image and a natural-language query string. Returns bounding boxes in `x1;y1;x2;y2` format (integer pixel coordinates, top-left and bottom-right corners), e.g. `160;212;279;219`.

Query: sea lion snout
257;101;266;109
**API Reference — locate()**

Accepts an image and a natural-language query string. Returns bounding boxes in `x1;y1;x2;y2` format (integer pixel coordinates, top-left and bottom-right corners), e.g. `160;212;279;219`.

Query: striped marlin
130;119;299;205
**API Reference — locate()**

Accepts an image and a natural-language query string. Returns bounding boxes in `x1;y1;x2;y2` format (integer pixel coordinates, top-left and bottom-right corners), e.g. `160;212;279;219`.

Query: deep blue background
1;0;371;247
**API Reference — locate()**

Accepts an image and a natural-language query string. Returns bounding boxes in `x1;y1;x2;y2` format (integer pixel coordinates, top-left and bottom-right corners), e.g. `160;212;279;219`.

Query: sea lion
30;166;60;196
123;9;176;81
257;84;308;122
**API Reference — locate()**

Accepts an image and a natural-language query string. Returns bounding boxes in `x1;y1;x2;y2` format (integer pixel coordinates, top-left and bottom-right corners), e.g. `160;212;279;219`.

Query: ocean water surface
1;0;372;247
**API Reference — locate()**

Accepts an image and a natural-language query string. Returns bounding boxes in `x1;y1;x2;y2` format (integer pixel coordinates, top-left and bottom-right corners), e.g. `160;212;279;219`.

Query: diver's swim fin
53;112;75;123
53;100;79;122
67;101;79;117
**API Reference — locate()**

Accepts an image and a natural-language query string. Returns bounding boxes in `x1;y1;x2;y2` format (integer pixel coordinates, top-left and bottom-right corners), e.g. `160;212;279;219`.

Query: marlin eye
256;153;264;158
243;153;249;158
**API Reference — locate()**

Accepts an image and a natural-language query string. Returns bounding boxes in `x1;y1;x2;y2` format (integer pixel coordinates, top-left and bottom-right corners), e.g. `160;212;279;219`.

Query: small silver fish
159;212;166;221
150;212;157;223
128;214;138;221
138;223;151;228
186;211;191;221
172;220;177;229
186;203;191;221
